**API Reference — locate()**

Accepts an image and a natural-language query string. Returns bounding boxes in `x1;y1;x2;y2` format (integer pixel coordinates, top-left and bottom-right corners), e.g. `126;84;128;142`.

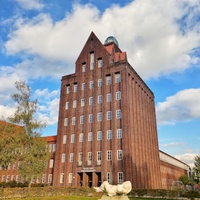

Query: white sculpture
93;181;132;196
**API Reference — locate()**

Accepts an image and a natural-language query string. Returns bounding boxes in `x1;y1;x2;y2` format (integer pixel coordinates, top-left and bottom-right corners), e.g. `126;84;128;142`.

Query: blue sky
0;0;200;167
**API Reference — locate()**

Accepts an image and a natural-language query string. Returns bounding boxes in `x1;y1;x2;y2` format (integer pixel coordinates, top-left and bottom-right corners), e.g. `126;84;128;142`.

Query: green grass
12;196;99;200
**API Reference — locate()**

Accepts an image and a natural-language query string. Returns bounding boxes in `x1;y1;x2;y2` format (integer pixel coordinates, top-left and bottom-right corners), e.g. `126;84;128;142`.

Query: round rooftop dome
104;36;119;47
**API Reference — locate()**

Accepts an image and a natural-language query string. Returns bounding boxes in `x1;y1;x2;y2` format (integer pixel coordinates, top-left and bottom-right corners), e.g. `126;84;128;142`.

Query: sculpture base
99;195;129;200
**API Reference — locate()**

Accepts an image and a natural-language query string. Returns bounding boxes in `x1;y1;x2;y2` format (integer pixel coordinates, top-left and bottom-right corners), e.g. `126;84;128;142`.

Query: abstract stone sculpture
93;181;132;196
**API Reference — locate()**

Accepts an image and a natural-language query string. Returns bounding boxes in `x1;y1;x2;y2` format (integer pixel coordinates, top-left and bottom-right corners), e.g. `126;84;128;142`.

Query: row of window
63;129;122;144
64;110;122;126
61;150;123;163
66;74;121;94
65;91;121;109
60;172;124;184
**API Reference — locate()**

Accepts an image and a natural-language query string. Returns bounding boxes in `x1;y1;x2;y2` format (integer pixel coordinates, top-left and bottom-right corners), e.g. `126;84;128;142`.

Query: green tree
8;80;50;187
193;155;200;183
179;174;190;185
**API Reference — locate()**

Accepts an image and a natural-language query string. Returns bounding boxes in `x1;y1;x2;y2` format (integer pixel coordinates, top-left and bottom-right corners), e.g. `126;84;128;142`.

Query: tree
8;80;50;187
179;174;190;185
193;155;200;183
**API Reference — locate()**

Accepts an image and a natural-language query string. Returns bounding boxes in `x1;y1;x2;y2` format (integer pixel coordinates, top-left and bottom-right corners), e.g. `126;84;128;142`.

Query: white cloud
175;153;197;167
4;0;200;80
15;0;44;10
0;105;16;119
156;88;200;125
34;88;59;99
164;142;186;148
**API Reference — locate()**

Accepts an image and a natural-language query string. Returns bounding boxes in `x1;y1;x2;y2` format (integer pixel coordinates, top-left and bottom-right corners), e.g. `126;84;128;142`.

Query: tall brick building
53;32;163;188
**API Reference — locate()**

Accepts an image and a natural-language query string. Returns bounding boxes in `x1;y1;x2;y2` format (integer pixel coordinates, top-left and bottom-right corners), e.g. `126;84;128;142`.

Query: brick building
53;32;165;188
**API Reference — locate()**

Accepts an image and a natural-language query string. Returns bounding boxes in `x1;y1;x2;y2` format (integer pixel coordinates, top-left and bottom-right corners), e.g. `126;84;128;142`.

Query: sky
0;0;200;167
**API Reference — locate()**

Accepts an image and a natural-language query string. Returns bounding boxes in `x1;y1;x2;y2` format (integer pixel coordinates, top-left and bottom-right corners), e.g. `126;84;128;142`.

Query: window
89;97;93;105
66;86;70;94
117;129;122;138
2;175;5;182
98;58;103;68
71;134;75;143
72;117;76;125
82;63;86;72
107;111;112;120
81;98;85;107
116;91;121;100
98;112;102;121
63;135;67;144
79;133;84;142
106;76;111;85
79;152;83;161
116;74;121;83
64;118;68;126
118;172;123;183
49;159;54;168
48;174;53;183
42;174;46;183
107;130;112;140
107;150;112;160
97;151;102;161
107;172;112;183
107;93;111;102
98;78;102;87
116;109;121;119
89;114;93;123
73;100;77;108
117;150;123;160
65;102;69;109
53;144;56;152
90;81;94;89
60;173;64;183
97;131;102;140
74;84;78;92
69;173;73;183
88;152;92;161
70;153;74;162
82;83;86;90
80;115;85;124
88;132;93;141
61;154;65;163
90;52;94;70
98;95;102;104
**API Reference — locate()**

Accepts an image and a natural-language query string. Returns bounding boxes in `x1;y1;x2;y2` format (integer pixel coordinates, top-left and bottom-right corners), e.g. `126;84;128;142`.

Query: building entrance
86;172;93;187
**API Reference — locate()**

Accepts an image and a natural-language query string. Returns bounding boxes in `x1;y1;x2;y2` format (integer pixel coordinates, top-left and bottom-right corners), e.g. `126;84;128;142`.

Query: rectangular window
60;173;64;183
48;174;53;183
79;152;83;161
88;132;93;141
80;115;85;124
116;91;121;100
63;135;67;144
74;84;78;92
90;81;94;89
118;172;123;184
73;100;77;108
65;102;69;109
116;74;121;83
117;129;122;138
70;153;74;162
117;150;123;160
88;152;92;161
116;109;121;119
82;63;86;72
90;52;94;70
64;118;68;126
66;86;70;94
49;159;54;168
53;144;56;152
71;134;75;143
61;154;65;163
107;130;112;140
97;131;102;140
107;93;111;102
98;112;102;121
42;174;46;183
98;58;103;68
107;172;112;183
106;76;111;85
79;133;84;142
81;98;85;107
72;117;76;125
107;111;112;120
98;78;102;87
89;97;93;105
89;114;93;123
69;173;73;183
98;95;102;104
107;150;112;161
82;83;86;90
97;151;102;161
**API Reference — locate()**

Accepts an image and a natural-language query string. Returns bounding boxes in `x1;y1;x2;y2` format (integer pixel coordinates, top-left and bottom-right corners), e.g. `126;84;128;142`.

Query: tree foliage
193;155;200;183
179;174;190;185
